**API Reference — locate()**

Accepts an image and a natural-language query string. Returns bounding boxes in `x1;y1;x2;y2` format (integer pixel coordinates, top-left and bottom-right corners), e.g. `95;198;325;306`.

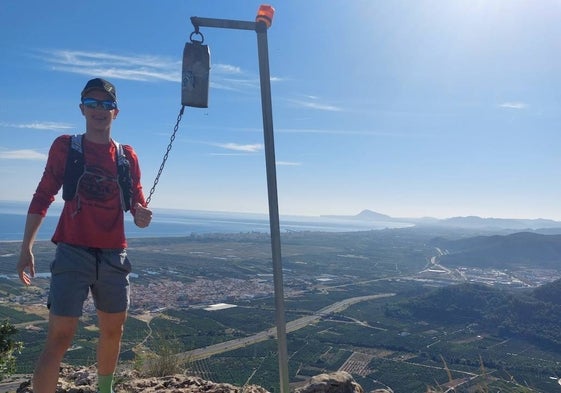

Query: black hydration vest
62;134;133;211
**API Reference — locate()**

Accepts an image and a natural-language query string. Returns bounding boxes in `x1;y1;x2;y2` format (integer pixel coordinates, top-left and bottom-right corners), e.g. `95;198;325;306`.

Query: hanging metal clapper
181;27;211;108
146;26;211;205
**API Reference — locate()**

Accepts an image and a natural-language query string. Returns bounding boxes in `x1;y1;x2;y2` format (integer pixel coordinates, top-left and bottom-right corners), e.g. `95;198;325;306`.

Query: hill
430;231;561;268
390;280;561;349
533;278;561;305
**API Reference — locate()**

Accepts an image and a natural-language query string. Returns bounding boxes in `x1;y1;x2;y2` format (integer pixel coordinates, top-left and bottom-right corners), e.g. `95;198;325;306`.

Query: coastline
0;204;411;243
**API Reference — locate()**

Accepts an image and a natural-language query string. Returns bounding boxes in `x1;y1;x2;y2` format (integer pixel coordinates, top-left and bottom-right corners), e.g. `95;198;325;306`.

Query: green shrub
134;331;185;377
0;320;24;380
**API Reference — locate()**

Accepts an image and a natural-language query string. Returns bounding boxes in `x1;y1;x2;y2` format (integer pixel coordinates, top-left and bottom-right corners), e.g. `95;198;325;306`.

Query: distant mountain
323;209;561;231
321;209;393;221
430;232;561;269
437;216;561;230
353;209;393;221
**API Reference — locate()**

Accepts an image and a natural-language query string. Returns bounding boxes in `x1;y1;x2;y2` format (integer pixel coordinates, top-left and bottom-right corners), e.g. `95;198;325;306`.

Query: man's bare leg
32;314;79;393
96;310;126;393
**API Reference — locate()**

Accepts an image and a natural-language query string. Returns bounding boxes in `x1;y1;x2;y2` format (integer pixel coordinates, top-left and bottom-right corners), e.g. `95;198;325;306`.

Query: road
177;293;395;362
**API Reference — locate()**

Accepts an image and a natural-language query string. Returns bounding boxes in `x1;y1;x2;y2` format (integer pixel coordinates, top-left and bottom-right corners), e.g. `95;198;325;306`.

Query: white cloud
276;161;301;166
0;121;74;131
39;49;181;82
0;149;47;160
215;143;263;152
213;64;242;74
288;97;343;112
499;102;527;109
36;49;276;92
277;127;398;136
211;77;259;91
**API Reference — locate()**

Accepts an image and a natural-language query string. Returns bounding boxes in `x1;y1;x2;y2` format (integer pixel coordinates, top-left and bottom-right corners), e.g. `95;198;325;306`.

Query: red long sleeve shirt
29;135;146;249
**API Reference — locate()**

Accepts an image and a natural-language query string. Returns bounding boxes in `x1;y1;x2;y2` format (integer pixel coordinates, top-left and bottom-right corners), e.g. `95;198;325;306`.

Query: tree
0;320;23;380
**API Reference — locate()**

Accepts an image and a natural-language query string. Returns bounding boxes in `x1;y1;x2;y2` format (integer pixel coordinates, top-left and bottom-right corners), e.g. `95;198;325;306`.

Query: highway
177;293;395;362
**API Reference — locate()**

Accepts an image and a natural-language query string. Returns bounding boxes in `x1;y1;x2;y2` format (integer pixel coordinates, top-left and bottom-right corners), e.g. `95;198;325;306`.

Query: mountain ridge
323;209;561;230
429;231;561;269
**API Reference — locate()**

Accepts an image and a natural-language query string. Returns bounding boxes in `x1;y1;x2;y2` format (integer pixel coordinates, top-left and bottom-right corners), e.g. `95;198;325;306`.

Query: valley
3;228;561;392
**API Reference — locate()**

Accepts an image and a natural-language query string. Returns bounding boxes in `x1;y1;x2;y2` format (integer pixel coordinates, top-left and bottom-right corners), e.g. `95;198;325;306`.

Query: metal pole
191;16;256;31
190;15;289;393
255;22;290;393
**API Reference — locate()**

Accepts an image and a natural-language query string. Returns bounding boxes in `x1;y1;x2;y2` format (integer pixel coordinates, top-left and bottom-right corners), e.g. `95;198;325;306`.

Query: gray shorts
47;242;132;317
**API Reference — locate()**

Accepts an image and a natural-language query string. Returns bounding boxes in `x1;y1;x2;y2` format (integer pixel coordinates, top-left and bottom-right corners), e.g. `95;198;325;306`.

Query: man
16;78;153;393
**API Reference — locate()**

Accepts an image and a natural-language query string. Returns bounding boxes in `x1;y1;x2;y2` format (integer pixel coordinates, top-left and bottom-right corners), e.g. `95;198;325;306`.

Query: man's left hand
134;203;152;228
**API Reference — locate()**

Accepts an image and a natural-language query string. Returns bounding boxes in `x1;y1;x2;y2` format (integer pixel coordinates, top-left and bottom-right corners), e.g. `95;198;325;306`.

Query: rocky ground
9;366;375;393
11;365;267;393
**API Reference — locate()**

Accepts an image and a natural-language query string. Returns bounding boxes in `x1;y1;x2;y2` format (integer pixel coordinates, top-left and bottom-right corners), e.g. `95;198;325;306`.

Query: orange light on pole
256;4;275;28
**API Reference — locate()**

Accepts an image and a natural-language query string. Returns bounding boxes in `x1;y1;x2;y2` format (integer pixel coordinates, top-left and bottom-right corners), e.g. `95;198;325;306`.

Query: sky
1;1;560;220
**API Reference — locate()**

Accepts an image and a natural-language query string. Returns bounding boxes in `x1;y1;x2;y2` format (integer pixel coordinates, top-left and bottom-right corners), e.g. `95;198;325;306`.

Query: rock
295;371;363;393
14;366;365;393
15;365;271;393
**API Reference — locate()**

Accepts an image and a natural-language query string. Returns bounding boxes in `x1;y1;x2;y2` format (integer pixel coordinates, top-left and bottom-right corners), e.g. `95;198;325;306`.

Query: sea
0;200;412;242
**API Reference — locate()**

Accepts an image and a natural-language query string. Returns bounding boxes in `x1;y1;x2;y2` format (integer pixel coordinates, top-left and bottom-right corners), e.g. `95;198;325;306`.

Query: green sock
98;373;114;393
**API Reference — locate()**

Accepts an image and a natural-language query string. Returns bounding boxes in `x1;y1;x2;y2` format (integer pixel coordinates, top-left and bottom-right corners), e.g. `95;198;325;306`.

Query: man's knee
46;315;79;348
98;311;127;339
101;323;124;340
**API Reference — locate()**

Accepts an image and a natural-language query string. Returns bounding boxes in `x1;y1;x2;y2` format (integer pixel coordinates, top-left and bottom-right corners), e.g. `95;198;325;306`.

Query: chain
145;105;185;205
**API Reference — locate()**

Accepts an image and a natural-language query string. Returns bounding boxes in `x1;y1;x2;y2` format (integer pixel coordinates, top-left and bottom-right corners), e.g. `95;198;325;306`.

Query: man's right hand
17;249;35;286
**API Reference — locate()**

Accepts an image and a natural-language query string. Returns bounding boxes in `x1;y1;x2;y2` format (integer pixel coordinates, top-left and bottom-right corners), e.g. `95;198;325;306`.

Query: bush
0;319;24;380
134;332;185;377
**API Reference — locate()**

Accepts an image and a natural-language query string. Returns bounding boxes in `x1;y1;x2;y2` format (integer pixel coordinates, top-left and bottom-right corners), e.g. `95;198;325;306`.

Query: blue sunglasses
81;97;118;111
